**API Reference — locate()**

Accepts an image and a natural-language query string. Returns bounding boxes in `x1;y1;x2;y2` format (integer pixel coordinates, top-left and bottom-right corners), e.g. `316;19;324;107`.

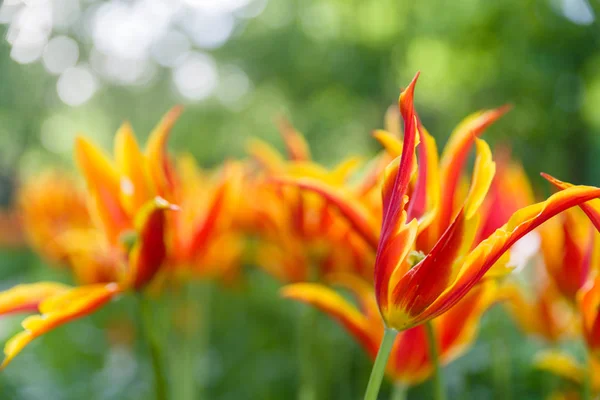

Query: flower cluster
2;72;600;399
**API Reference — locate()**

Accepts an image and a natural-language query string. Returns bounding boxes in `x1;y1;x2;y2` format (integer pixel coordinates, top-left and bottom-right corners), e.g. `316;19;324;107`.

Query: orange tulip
17;171;91;264
168;156;244;281
282;276;497;386
0;109;181;368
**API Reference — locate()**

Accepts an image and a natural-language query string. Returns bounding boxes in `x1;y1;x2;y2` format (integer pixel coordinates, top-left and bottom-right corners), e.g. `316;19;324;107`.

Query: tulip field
1;1;600;399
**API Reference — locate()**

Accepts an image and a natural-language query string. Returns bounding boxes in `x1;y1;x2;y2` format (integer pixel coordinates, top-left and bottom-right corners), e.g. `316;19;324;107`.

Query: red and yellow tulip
275;72;600;332
0;110;182;368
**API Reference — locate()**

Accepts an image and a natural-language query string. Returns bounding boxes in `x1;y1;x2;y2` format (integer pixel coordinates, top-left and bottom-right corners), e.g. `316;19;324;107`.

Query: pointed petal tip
540;173;570;190
153;196;179;211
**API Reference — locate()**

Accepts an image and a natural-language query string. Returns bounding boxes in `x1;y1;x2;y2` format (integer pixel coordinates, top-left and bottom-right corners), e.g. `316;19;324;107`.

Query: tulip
276;72;600;400
0;110;182;374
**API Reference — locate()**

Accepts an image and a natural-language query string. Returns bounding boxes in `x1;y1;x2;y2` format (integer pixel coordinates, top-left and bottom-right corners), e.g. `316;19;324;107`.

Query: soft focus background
0;0;598;399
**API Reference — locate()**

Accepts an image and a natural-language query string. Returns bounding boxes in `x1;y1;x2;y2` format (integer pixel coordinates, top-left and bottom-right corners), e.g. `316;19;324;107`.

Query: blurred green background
0;0;598;398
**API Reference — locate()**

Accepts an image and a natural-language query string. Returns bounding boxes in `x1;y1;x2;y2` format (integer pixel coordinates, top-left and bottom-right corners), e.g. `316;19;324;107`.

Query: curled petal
281;283;380;357
0;283;69;316
1;283;122;369
542;173;600;232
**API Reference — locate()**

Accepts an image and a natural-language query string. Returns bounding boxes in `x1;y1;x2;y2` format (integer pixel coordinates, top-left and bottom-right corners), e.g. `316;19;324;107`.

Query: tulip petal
75;137;131;244
277;117;311;161
281;283;380;357
145;106;183;198
407;120;440;227
373;130;403;158
420;185;600;323
114;122;153;213
380;73;419;243
1;283;121;369
246;138;286;172
0;283;69;316
534;351;585;385
128;197;175;290
274;177;380;249
542;173;600;232
437;105;510;234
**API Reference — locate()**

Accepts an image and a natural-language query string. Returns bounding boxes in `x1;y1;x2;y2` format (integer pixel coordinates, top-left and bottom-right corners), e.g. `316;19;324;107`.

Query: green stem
363;328;398;400
425;321;446;400
298;304;319;400
391;383;407;400
139;295;168;400
491;307;511;400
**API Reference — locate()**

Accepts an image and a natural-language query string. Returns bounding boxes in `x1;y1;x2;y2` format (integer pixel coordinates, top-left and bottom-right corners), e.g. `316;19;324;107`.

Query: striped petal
273;177;380;249
75;137;131;244
128;197;177;290
419;185;600;325
0;283;69;316
542;173;600;232
437;106;510;235
280;283;380;357
1;283;122;369
408;120;440;228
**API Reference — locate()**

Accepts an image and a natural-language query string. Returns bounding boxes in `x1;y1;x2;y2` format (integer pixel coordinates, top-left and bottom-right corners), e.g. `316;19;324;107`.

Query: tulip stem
139;295;168;400
391;383;407;400
425;320;446;400
363;327;398;400
299;304;319;400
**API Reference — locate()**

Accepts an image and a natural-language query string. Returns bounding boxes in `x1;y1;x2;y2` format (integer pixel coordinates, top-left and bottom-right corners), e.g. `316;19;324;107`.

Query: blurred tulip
536;351;600;398
503;268;576;343
0;109;182;368
241;119;375;283
17;171;91;264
